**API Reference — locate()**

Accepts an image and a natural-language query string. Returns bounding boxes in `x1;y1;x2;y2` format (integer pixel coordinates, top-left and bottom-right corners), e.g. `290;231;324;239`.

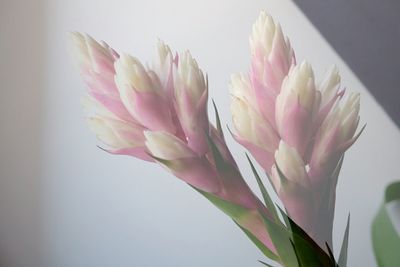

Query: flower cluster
230;11;362;247
70;32;274;250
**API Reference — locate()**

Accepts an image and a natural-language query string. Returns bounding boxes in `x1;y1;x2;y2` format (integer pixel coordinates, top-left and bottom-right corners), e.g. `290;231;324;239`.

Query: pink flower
71;33;275;251
231;11;362;248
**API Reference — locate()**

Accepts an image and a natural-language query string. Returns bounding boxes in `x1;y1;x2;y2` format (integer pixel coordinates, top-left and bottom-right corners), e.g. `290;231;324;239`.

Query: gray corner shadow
293;0;400;128
0;0;47;266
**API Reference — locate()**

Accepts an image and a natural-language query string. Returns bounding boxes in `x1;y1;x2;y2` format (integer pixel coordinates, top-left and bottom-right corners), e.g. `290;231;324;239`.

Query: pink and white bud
173;51;209;155
145;131;194;160
230;97;279;171
313;65;345;129
82;96;149;160
249;11;294;75
144;131;220;193
319;65;341;108
271;141;315;234
153;40;174;90
275;61;319;157
230;73;256;106
114;54;175;133
249;11;296;127
309;93;361;186
69;33;136;122
272;141;309;189
69;32;116;75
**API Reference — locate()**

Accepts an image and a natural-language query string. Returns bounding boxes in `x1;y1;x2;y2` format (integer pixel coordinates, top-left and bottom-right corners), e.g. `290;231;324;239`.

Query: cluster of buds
69;33;275;251
230;11;362;247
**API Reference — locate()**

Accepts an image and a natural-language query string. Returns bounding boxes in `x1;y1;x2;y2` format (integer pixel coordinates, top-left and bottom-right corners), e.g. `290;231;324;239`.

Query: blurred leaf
372;181;400;267
385;181;400;203
338;215;350;267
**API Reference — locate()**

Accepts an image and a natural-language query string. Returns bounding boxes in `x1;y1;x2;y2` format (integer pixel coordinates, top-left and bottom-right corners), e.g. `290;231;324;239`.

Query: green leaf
372;181;400;267
194;187;249;219
212;99;224;139
274;162;289;186
204;131;229;174
272;165;291;228
276;207;333;267
325;243;338;267
246;154;279;223
259;210;299;267
289;240;303;267
235;222;279;261
338;214;350;267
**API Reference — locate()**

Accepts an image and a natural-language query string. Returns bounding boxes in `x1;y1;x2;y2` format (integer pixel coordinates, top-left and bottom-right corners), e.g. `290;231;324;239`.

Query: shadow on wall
0;0;46;266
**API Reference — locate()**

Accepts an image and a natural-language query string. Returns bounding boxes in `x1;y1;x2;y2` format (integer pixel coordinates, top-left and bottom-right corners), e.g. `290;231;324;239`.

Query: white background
1;0;399;266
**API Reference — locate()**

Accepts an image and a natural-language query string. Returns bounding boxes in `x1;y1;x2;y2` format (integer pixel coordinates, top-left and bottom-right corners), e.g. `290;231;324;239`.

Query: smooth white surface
1;0;399;266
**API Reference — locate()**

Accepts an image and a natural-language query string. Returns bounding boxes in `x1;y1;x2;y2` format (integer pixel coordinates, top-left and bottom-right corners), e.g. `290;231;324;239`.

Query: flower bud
249;11;295;127
115;55;157;93
68;33;136;122
271;141;309;191
318;65;341;108
231;97;279;170
69;32;119;75
271;141;315;234
154;40;174;88
174;51;206;102
82;96;150;160
173;51;209;155
144;131;220;193
275;61;319;157
309;93;361;185
114;54;175;133
250;11;277;57
144;131;194;160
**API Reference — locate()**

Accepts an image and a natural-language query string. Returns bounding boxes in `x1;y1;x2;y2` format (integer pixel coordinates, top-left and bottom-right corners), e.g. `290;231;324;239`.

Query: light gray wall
1;0;399;266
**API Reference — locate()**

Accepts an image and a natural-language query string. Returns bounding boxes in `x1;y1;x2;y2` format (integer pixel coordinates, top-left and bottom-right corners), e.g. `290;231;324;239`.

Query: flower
71;34;275;252
231;10;363;249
